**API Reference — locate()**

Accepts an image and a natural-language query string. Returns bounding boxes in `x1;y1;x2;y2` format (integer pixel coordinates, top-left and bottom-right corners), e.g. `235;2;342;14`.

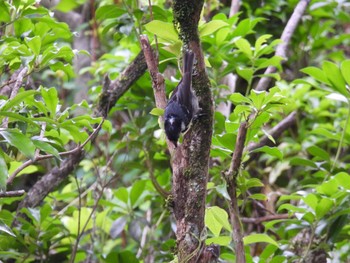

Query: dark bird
164;51;199;147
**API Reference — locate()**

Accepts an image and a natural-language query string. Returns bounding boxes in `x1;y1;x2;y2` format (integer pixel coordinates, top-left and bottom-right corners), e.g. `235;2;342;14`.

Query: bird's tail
183;51;194;76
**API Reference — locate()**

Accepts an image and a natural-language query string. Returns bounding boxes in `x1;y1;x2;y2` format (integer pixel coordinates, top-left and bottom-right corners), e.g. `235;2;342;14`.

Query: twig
7;120;104;185
2;67;28;128
140;35;174;151
0;190;25;198
229;0;240;17
139;35;167;111
241;214;291;224
225;121;248;263
256;0;310;91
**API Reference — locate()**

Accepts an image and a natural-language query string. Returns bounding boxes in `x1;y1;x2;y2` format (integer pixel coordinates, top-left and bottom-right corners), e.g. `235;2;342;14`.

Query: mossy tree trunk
171;1;214;261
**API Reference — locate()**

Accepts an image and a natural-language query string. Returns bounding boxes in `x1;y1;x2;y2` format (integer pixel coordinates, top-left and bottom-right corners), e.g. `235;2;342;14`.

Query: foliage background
0;0;350;262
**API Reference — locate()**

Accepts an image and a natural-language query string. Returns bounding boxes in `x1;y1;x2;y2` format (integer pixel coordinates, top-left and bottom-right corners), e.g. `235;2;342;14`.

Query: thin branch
241;214;291;224
0;190;25;198
7;120;104;185
225;121;248;263
2;67;28;128
229;0;240;17
256;0;310;91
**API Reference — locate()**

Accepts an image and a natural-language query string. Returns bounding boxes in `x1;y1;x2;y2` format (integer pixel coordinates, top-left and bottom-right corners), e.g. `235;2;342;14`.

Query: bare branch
2;67;28;128
241;214;291;224
256;0;310;91
0;190;25;198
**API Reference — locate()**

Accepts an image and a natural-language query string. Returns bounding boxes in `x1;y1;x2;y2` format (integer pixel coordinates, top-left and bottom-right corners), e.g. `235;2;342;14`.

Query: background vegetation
0;0;350;262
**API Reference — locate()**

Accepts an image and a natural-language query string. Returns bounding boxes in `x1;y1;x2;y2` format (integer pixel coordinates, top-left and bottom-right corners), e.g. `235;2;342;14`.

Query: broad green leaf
249;193;267;201
130;180;146;207
235;38;252;58
254;34;272;54
236;67;253;82
306;145;330;161
205;236;231;246
95;5;125;20
252;146;283;160
205;206;231;236
14;18;34;37
322;61;347;96
335;172;350;190
41;87;58;117
114;187;129;204
199;20;228;37
144;20;178;43
316;179;338;196
0;112;38;127
289;157;317;168
245;178;264;189
303;194;318;211
25;36;41;56
256;56;283;70
0;2;11;22
340;60;350;86
0;129;36;158
230;93;251;105
150;108;164;116
243;233;278;247
316;198;333;219
300;67;329;85
32;140;60;159
278;203;306;213
1;90;39;111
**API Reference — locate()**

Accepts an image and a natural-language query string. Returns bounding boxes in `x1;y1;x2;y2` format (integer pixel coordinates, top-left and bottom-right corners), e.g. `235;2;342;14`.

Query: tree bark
172;1;214;261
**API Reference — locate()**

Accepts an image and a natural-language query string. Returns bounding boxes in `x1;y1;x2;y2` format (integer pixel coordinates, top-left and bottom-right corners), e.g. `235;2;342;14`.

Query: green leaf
130;180;146;207
316;198;333;219
236;67;253;82
114;187;129;204
0;155;8;191
0;112;39;127
306;145;330;161
252;146;283;160
235;38;252;58
14;18;34;37
144;20;178;43
205;236;231;246
1;90;39;111
303;194;318;211
316;179;338;196
25;36;41;56
229;93;251;105
205;206;231;236
249;193;267;201
289;157;317;168
0;2;11;23
150;108;164;116
254;34;272;55
0;129;36;158
32;140;60;159
300;67;329;85
243;233;278;247
95;5;125;20
335;172;350;190
340;60;350;86
199;20;228;37
322;61;348;96
41;87;58;117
